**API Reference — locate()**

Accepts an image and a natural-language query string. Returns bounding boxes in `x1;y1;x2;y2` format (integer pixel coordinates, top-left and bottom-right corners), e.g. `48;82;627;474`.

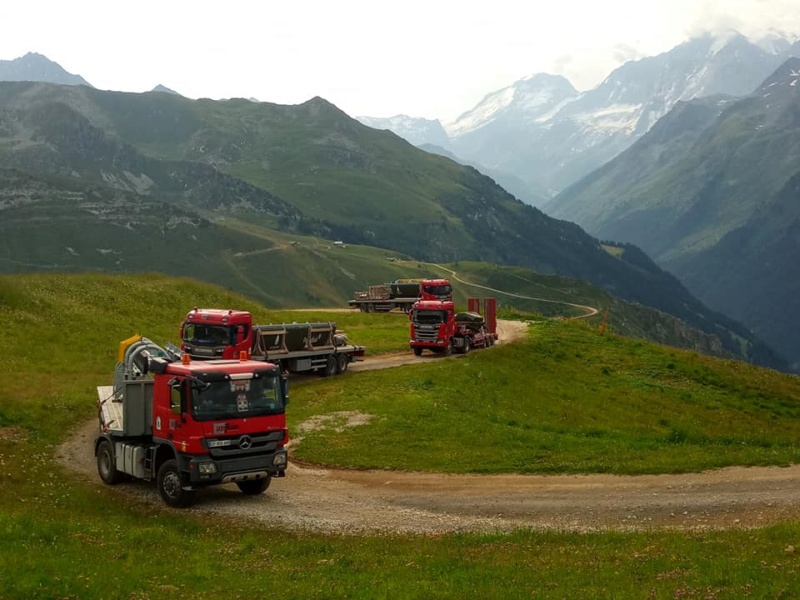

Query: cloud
611;44;645;65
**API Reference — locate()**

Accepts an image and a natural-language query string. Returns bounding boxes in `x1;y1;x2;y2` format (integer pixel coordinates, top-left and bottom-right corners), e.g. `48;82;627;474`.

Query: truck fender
153;442;178;476
93;433;111;456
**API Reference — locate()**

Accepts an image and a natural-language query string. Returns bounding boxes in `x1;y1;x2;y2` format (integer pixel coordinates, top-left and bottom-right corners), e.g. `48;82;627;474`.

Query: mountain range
0;50;788;370
358;31;800;206
0;63;784;370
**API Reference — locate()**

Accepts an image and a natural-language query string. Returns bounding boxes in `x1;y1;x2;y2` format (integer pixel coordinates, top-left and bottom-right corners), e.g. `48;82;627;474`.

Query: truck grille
413;325;440;342
208;430;284;458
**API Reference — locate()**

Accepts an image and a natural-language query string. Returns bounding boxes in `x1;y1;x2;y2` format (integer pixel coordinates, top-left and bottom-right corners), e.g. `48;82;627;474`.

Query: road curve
424;263;599;319
57;416;800;535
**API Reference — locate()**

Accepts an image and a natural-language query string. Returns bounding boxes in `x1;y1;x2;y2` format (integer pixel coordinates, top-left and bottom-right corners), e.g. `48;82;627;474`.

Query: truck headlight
198;462;218;474
274;452;287;467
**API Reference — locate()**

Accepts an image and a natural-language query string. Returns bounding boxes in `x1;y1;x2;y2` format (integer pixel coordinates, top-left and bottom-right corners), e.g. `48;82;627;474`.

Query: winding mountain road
427;263;599;319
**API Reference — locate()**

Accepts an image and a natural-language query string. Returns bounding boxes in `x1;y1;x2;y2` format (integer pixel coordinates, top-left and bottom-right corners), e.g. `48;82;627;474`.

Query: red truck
95;335;288;507
349;278;452;313
409;298;498;355
180;308;365;376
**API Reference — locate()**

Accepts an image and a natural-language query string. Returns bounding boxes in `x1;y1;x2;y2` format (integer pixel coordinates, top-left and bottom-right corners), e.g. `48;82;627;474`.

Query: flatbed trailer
349;279;452;313
181;309;365;376
347;296;418;313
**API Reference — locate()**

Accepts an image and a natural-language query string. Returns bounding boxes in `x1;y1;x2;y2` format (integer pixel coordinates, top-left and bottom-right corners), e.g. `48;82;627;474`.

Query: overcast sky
2;0;799;122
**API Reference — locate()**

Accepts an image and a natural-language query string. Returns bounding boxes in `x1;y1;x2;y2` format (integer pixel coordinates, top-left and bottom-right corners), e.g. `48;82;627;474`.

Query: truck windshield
183;323;232;346
413;310;447;324
423;285;452;298
192;375;284;421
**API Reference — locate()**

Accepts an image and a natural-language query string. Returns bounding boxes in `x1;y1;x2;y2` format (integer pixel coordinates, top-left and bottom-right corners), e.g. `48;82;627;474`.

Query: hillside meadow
2;273;800;599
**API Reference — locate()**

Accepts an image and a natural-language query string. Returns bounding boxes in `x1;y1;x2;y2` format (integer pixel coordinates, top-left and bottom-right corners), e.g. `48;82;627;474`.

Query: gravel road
56;320;800;534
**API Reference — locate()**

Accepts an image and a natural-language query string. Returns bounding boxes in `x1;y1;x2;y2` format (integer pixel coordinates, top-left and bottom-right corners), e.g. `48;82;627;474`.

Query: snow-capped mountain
445;73;578;137
357;31;800;207
451;31;800;198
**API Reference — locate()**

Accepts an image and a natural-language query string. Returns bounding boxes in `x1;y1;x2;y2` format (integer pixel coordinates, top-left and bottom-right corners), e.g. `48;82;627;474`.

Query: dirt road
56;319;800;535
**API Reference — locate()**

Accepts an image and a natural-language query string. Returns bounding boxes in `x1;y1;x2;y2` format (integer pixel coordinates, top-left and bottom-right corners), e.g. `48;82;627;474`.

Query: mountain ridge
0;52;91;87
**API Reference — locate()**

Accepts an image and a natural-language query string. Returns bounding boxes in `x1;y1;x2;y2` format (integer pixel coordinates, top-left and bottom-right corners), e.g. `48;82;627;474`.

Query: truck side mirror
280;374;289;405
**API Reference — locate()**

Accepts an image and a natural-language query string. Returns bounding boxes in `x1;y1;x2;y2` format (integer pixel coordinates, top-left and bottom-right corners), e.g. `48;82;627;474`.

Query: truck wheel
463;338;471;354
97;440;124;485
443;343;452;356
413;347;423;356
157;459;197;508
237;476;271;495
336;353;349;374
321;355;337;377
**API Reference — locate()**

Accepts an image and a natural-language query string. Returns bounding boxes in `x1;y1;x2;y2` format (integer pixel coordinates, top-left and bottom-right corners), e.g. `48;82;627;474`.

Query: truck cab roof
185;308;252;324
413;300;455;310
158;358;280;378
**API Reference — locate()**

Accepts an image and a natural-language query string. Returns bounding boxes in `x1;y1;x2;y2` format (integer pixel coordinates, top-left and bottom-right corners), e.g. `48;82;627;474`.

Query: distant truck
180;308;365;376
95;335;288;507
409;298;498;355
348;278;452;313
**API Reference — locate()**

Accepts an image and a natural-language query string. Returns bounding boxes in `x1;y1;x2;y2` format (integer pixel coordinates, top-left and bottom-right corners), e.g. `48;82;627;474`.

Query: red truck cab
419;279;453;301
181;308;252;359
96;339;288;508
409;300;457;355
409;299;498;356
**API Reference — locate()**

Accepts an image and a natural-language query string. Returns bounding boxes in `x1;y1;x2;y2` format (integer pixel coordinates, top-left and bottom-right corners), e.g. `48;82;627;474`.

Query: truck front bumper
181;449;287;486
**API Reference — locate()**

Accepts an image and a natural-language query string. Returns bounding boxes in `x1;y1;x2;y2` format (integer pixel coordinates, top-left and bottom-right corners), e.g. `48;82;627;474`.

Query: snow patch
572;103;642;134
445;87;516;136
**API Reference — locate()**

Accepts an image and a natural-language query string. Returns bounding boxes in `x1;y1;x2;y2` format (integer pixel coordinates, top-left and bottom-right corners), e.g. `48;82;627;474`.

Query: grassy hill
2;273;800;598
0;166;761;363
291;318;800;474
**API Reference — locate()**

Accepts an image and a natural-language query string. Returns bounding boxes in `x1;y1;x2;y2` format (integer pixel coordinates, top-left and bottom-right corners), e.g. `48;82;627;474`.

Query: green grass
4;273;800;599
290;319;800;474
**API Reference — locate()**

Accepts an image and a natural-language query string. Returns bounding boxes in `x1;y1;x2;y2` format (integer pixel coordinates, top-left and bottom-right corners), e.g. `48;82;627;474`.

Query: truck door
152;378;185;443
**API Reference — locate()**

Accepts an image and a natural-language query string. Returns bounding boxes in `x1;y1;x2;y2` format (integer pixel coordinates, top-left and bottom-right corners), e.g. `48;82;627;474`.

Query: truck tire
413;346;423;356
463;338;471;354
237;476;271;495
97;440;124;485
157;459;197;508
336;353;349;374
443;343;452;356
321;355;337;377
